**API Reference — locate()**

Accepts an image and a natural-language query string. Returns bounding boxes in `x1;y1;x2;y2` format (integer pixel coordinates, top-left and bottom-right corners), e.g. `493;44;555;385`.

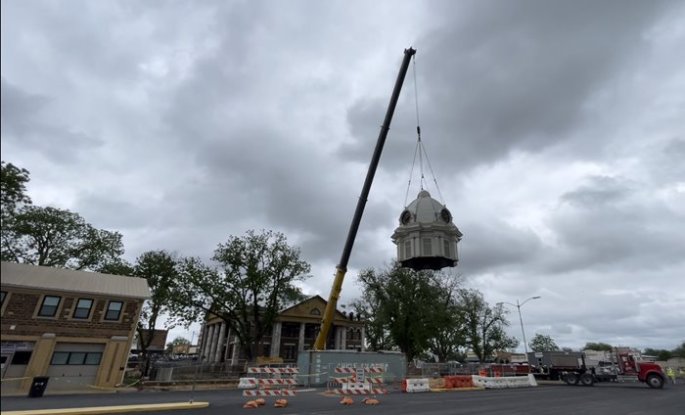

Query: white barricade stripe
257;378;297;385
334;377;384;384
242;389;296;396
334;367;386;374
247;367;300;374
333;388;388;395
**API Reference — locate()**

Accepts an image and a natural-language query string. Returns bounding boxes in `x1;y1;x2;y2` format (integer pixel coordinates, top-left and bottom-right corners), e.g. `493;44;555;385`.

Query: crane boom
314;47;416;350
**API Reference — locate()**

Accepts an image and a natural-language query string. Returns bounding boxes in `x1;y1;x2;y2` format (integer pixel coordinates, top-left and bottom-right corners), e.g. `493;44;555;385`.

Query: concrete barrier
471;374;537;389
402;378;430;393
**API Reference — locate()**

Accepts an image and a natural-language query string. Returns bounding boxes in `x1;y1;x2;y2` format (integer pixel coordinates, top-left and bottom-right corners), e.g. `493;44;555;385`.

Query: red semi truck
528;350;666;389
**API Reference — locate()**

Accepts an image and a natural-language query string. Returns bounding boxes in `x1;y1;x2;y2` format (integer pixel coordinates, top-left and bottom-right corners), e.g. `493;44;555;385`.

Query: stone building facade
198;295;365;364
0;262;149;394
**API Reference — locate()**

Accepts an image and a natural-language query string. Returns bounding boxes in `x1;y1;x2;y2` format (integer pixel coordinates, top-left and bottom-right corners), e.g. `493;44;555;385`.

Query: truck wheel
580;373;594;386
564;373;579;385
646;374;664;389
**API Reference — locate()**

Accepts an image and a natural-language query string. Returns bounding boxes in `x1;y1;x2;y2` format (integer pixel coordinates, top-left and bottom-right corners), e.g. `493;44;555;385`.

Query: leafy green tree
97;259;135;277
644;348;673;361
1;161;32;219
458;289;512;362
672;341;685;359
584;342;613;351
134;251;183;373
174;230;311;360
102;251;184;374
355;265;451;362
350;293;394;352
425;275;468;362
166;336;191;354
491;325;520;352
529;333;560;352
1;205;124;270
1;161;32;261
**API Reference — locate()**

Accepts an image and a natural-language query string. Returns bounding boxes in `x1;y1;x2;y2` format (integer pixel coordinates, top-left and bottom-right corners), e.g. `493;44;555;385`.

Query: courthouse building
198;295;365;364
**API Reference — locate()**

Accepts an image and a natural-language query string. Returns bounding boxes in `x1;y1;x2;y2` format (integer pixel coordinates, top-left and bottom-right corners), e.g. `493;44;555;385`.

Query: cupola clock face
440;208;452;223
400;210;412;225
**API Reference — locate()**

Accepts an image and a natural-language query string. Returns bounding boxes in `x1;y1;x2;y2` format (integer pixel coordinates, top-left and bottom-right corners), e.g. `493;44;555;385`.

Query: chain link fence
147;360;248;384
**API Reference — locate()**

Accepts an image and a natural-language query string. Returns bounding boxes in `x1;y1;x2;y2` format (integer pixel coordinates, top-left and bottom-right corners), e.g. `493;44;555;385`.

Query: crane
314;47;416;350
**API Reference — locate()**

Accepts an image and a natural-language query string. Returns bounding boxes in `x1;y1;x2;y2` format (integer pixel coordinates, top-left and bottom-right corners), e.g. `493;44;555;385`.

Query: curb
0;401;209;415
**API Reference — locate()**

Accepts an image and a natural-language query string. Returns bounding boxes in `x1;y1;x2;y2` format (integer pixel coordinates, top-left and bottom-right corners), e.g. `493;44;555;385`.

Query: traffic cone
363;397;380;405
274;398;288;408
340;396;354;405
243;400;259;409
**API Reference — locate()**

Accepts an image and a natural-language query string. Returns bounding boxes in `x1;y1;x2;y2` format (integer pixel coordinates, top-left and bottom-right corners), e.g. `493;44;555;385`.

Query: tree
672;341;685;359
355;265;453;362
97;251;184;375
1;205;124;270
134;251;183;373
424;274;468;362
457;289;512;362
1;161;32;261
1;161;32;220
584;342;613;351
166;336;191;354
350;294;393;352
529;333;560;352
644;348;673;361
174;230;311;360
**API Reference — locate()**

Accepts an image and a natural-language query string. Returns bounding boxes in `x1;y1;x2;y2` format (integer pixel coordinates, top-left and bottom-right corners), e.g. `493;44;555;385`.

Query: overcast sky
2;0;683;352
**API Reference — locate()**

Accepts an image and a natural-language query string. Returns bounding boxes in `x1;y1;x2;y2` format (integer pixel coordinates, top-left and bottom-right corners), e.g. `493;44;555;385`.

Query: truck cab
618;352;665;389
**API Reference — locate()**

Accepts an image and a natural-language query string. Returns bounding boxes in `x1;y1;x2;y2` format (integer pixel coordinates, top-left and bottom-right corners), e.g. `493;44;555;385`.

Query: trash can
28;376;50;398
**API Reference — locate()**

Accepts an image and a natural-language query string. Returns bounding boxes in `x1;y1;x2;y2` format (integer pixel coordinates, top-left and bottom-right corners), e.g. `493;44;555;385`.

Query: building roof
1;261;151;299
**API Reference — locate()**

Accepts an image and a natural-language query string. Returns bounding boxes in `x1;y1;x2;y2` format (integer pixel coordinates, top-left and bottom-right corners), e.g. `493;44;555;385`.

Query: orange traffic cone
274;398;288;408
340;396;354;405
243;400;259;409
363;397;380;405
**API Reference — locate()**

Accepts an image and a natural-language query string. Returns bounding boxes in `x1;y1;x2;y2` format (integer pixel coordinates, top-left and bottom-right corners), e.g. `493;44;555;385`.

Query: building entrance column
270;321;282;357
214;323;226;362
298;323;305;352
340;327;347;350
208;324;219;363
231;335;241;365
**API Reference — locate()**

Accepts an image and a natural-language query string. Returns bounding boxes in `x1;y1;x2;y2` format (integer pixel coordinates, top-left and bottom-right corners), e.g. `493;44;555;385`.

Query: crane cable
403;54;445;207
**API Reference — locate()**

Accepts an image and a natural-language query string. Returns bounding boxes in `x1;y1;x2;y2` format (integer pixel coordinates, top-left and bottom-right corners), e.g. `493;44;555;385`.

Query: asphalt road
2;382;684;415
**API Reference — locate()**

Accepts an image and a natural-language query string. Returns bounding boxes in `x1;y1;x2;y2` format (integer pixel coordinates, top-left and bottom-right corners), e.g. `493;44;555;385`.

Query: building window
11;351;33;365
68;352;87;365
422;238;432;256
1;291;6;306
310;308;321;316
51;352;102;365
51;352;69;365
104;301;123;321
84;352;102;365
73;298;94;319
38;295;61;317
404;240;411;259
443;240;450;257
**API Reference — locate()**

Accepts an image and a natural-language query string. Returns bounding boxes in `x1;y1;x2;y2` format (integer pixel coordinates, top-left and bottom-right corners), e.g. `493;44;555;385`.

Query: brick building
0;262;149;394
198;295;365;364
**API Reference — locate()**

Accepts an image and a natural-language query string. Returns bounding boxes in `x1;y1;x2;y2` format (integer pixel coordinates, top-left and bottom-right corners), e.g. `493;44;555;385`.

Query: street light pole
501;296;541;357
